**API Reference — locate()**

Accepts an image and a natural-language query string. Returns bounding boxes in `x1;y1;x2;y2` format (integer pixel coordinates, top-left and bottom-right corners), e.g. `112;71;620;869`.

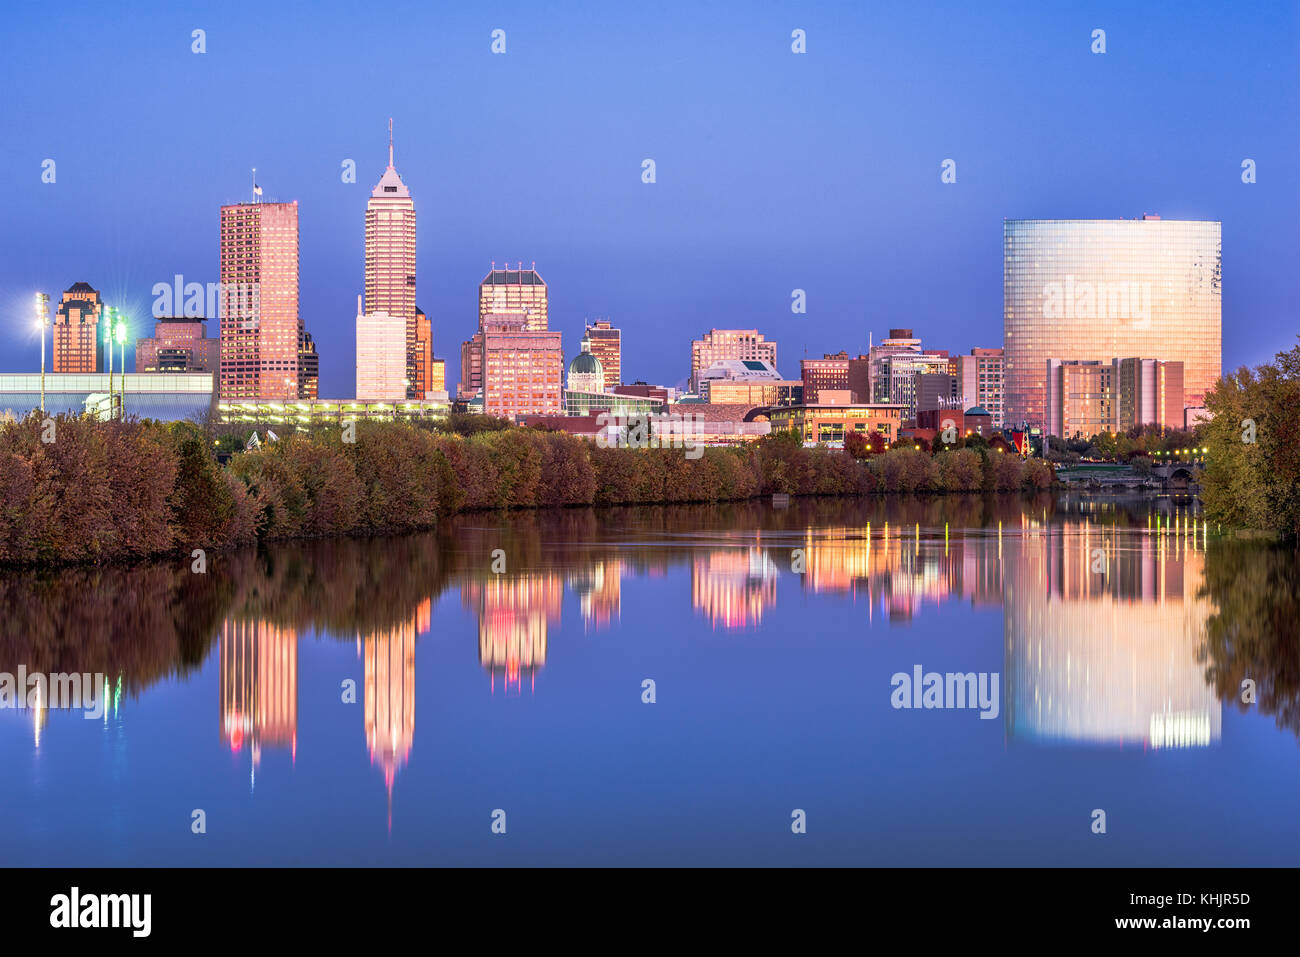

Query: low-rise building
765;400;908;445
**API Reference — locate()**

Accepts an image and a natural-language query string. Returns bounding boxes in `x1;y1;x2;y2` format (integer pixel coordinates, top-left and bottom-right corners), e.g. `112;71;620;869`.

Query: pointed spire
388;117;394;169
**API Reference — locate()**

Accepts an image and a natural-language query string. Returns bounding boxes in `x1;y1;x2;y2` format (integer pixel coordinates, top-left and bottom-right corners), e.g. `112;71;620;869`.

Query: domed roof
569;351;604;375
964;406;990;417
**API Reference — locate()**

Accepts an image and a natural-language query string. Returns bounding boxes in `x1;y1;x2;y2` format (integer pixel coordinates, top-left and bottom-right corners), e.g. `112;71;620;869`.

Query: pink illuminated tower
365;119;418;398
219;196;301;400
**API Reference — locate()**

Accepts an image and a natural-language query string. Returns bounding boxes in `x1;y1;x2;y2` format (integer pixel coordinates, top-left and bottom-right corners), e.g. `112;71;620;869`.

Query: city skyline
4;1;1294;397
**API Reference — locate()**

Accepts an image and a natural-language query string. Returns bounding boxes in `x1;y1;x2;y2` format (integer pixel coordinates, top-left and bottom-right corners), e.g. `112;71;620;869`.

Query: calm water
2;495;1296;866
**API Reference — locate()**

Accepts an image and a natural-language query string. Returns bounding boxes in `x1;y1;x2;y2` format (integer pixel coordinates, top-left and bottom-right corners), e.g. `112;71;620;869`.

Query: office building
955;347;1005;426
479;312;563;419
480;265;548;331
914;372;961;415
414;308;433;397
135;317;219;373
1045;360;1116;438
365;122;418;397
297;331;319;400
800;352;859;403
1046;356;1187;438
868;328;922;400
52;282;104;373
1003;216;1221;429
1117;357;1184;432
689;329;777;392
219;200;303;400
875;351;951;423
696;358;802;405
461;265;550;399
585;319;621;389
356;297;407;401
767;400;908;446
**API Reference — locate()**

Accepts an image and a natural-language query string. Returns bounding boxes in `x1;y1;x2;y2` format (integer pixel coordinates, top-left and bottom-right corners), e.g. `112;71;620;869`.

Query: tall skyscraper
461;265;550;399
365;121;417;397
690;329;777;392
585;319;621;389
52;282;102;373
219;199;302;400
480;265;548;331
1003;216;1221;429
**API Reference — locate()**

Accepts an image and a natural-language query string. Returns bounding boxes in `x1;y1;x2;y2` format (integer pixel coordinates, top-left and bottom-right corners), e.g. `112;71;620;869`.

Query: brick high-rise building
365;121;418;398
136;317;218;373
460;330;484;399
461;265;549;399
479;265;547;331
955;347;1005;426
414;307;433;398
585;319;621;389
689;329;777;392
219;200;302;400
479;312;563;419
53;282;103;372
801;351;869;403
298;331;319;400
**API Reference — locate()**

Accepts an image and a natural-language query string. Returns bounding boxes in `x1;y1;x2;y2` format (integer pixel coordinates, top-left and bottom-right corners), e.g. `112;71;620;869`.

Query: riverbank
0;416;1054;566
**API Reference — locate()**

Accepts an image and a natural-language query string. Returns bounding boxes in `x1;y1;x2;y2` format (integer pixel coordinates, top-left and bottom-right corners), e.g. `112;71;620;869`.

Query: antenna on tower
388;118;394;168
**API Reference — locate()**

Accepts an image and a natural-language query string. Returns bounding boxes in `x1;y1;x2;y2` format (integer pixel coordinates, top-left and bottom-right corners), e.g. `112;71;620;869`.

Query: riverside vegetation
0;417;1054;565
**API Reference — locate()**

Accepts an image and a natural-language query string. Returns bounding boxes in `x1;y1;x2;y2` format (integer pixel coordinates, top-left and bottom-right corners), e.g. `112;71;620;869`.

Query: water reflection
361;603;422;826
220;620;298;786
2;497;1296;789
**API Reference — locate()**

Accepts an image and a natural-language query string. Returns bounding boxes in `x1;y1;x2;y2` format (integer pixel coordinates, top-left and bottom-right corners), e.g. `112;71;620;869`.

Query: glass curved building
1003;217;1221;429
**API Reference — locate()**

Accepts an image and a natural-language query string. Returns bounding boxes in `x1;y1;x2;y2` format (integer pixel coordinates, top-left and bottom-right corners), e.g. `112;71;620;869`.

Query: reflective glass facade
1003;218;1221;429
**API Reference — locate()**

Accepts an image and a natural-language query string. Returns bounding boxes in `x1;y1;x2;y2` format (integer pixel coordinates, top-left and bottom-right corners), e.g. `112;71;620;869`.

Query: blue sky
1;0;1296;395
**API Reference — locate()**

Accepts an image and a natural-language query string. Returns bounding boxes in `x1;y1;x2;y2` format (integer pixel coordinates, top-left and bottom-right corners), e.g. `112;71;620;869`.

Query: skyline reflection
2;496;1295;814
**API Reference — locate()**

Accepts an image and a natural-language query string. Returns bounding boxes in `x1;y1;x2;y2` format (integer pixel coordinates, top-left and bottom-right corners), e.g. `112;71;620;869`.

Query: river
1;493;1296;865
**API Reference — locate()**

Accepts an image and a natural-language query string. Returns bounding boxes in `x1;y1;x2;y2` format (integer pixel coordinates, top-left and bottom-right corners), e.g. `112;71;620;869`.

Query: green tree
1201;337;1300;540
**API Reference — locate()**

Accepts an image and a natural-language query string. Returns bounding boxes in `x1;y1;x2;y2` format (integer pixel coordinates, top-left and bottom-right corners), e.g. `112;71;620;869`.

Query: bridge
1055;462;1197;490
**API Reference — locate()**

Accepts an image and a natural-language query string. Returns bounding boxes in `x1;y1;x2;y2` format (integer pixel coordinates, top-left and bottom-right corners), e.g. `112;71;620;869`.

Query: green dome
569;351;604;376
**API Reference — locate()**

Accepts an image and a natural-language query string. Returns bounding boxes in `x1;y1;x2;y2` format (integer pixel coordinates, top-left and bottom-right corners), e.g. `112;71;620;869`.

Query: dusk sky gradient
2;0;1296;395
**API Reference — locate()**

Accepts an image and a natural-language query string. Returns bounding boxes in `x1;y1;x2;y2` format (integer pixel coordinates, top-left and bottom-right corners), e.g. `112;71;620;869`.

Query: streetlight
103;306;115;420
34;293;49;414
115;317;127;419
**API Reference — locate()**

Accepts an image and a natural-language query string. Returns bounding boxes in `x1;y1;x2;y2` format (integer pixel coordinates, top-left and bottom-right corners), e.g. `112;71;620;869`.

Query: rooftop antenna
252;168;262;203
387;117;394;169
